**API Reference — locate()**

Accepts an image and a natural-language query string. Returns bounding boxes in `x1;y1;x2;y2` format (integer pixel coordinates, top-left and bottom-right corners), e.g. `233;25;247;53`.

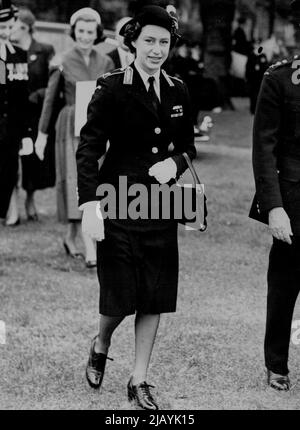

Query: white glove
148;157;177;184
81;201;105;242
19;138;34;156
35;131;48;161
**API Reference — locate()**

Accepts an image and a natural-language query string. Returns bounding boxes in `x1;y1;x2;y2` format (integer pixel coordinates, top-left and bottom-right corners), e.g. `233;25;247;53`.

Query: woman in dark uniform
10;7;56;221
0;1;30;225
76;5;196;409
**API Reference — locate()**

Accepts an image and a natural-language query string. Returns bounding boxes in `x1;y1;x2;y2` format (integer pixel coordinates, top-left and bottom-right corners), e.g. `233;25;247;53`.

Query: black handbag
175;152;207;231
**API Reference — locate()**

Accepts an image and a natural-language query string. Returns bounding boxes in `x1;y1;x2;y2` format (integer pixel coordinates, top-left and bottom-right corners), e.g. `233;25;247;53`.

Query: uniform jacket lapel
126;64;177;122
160;71;177;122
129;63;160;120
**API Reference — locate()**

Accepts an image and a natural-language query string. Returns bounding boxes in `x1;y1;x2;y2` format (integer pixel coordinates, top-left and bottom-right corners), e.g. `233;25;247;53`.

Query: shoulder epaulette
101;68;126;80
123;66;133;85
171;76;183;84
165;72;184;85
161;69;175;86
264;56;295;76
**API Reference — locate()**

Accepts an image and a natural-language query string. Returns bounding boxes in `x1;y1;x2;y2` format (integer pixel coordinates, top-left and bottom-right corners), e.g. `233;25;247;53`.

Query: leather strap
182;152;202;187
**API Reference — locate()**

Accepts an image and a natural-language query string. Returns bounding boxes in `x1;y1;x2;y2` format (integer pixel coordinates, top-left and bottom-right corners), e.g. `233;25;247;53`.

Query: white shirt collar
134;60;161;99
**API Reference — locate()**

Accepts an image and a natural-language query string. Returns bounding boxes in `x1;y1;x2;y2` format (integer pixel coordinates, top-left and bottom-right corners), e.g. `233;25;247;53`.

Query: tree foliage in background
12;0;296;84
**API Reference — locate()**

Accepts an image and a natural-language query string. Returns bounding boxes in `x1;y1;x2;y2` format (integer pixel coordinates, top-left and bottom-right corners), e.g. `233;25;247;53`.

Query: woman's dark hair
70;18;105;44
123;19;179;53
18;8;35;35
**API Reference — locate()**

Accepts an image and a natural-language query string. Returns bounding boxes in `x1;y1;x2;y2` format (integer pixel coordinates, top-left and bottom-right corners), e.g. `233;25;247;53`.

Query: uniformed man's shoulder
264;55;299;77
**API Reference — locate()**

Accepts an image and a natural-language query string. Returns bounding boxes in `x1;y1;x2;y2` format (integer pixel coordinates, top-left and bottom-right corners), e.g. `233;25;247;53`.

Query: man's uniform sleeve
76;77;114;206
252;72;283;213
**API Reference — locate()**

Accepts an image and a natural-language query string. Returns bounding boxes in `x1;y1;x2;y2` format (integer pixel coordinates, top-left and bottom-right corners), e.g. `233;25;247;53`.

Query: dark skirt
21;103;56;193
0;141;19;218
21;130;56;192
97;219;179;316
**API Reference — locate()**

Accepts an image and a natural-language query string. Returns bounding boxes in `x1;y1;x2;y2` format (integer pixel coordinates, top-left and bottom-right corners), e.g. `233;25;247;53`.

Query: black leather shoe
267;369;290;391
86;336;113;389
127;378;159;410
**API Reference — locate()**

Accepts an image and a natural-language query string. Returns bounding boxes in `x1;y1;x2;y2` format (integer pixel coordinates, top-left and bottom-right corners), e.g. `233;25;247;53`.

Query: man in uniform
0;0;30;224
251;0;300;391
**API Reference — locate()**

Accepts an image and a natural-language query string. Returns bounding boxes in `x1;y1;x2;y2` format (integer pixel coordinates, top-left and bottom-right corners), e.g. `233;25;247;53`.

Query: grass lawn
1;98;300;410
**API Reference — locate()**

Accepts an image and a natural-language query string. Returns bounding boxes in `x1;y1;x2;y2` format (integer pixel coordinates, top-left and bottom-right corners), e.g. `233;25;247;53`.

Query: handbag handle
182;152;202;187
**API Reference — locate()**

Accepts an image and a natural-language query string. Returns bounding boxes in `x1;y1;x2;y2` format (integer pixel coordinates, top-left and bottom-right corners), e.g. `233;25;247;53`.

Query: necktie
148;76;160;112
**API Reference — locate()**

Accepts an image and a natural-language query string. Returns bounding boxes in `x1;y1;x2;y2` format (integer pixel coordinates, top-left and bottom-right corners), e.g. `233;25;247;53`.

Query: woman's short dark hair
70;18;105;45
18;8;35;35
123;20;178;53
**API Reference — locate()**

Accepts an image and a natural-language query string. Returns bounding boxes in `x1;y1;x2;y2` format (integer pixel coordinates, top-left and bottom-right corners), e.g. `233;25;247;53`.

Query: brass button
154;127;161;134
152;147;158;154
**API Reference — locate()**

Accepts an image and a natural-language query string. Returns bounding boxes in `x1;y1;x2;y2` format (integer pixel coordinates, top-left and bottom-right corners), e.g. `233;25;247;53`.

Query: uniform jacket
252;55;300;232
0;44;30;218
20;39;56;192
76;63;196;208
0;45;30;144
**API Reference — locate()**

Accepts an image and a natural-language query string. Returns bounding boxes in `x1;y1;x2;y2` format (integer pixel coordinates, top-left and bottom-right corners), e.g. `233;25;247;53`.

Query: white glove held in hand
148;157;177;184
81;201;105;242
35;131;48;161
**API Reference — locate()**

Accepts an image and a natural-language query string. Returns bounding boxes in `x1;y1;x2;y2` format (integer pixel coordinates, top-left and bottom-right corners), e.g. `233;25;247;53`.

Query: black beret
0;0;18;22
120;5;177;36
